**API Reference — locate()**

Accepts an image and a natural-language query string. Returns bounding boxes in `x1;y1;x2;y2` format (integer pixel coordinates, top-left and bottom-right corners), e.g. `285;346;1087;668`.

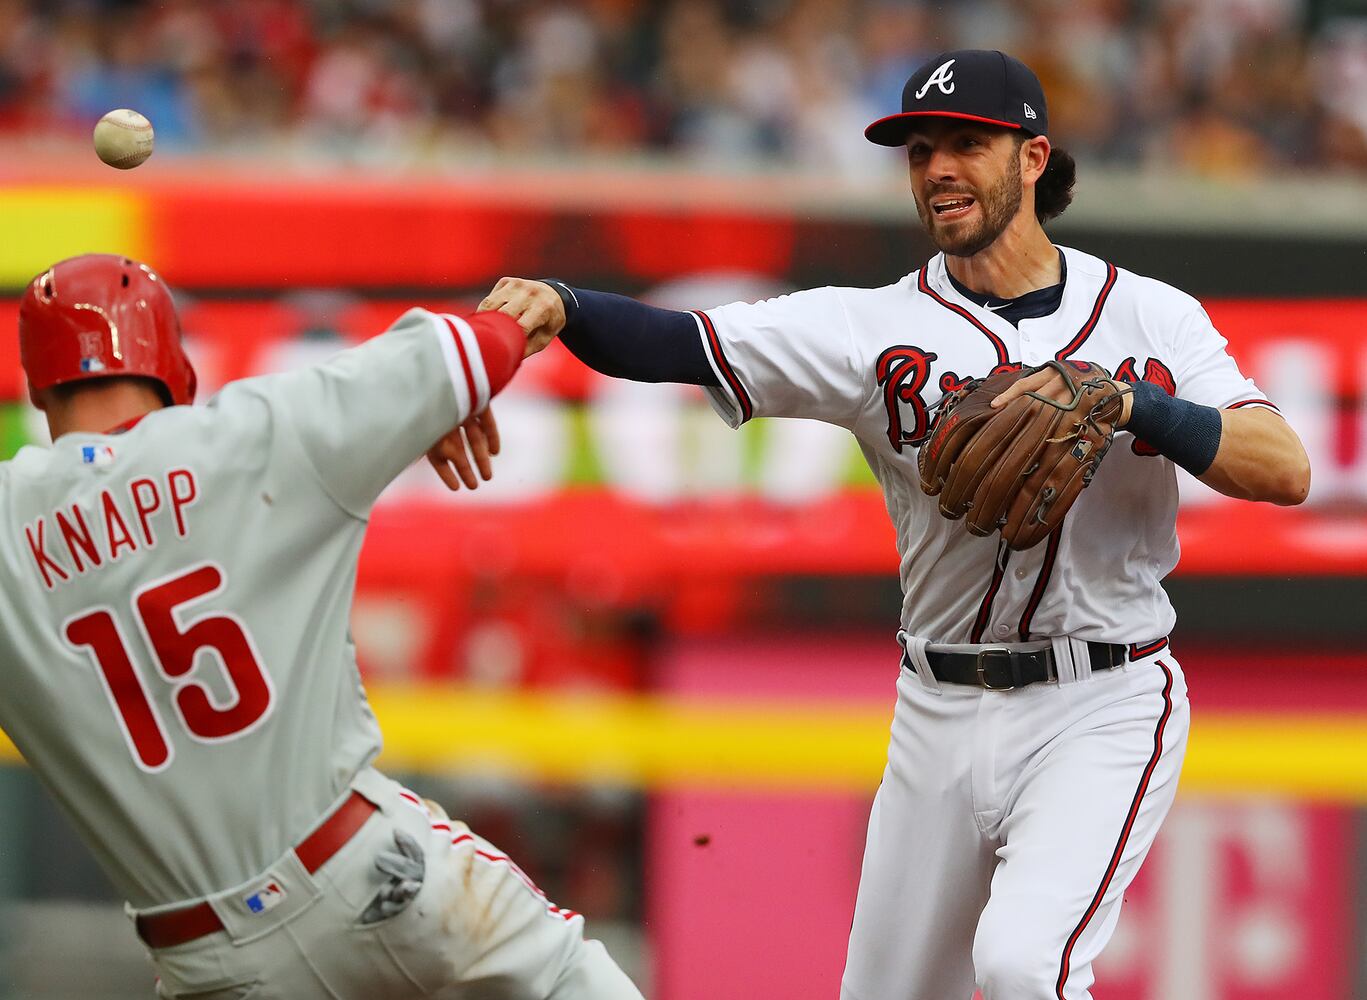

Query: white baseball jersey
0;308;492;908
694;245;1272;647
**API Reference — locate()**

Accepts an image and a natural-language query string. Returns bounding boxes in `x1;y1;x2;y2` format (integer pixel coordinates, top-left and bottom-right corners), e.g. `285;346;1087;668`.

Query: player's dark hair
1033;145;1076;224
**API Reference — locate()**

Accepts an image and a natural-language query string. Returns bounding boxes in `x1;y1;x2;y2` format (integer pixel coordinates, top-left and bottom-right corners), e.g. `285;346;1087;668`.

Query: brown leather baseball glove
917;361;1129;550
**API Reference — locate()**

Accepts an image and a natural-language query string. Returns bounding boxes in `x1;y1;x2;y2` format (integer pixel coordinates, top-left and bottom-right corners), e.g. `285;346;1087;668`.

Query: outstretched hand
480;277;567;358
426;408;501;491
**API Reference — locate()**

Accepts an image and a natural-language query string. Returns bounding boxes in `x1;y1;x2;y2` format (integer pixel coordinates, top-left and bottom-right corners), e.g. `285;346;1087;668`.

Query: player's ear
1020;135;1050;185
28;385;48;412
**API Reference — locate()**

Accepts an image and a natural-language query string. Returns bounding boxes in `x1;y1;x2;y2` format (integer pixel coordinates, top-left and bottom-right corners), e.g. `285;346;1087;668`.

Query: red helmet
19;254;197;406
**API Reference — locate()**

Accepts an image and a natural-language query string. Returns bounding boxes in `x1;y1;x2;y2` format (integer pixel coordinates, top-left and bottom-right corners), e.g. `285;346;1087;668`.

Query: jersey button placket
1017;321;1043;366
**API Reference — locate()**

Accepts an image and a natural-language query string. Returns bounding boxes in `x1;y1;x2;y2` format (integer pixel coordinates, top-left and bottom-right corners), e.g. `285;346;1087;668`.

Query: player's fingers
990;381;1024;408
479;277;514;311
428;431;479;490
442;432;480;490
462;415;494;481
425;447;464;492
517;312;549;338
494;299;539;332
991;368;1056;408
521;301;549;330
478;407;501;456
524;330;558;358
514;308;542;334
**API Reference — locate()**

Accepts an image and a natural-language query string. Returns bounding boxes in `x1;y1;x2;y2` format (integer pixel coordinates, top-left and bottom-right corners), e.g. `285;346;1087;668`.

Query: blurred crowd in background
0;0;1364;177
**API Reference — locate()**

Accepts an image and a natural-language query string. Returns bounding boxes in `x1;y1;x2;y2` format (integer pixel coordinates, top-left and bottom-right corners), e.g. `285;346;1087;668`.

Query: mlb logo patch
79;357;106;373
80;445;115;468
243;881;287;915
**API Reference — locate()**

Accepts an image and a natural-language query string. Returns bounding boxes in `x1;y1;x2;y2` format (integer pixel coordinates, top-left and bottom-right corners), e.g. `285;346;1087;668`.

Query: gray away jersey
0;308;491;907
694;246;1273;647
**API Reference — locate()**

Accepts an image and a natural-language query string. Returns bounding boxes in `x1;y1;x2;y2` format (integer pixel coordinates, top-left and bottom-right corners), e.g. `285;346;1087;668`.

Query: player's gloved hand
919;360;1131;550
426;408;500;491
359;829;427;925
479;277;567;358
991;363;1134;427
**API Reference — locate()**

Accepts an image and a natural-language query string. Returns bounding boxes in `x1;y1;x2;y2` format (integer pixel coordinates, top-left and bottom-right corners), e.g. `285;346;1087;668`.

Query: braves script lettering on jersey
0;305;642;999
693;246;1273;998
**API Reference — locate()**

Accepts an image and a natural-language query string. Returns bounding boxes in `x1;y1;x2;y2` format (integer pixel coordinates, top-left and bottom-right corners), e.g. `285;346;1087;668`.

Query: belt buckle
975;647;1017;690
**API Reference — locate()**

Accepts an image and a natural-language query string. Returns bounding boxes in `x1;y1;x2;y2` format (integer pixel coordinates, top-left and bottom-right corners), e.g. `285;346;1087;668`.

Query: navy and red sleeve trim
1227;398;1280;411
693;309;754;424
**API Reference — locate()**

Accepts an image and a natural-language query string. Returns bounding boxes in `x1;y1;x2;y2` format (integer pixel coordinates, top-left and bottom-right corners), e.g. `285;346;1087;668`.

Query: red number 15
63;564;275;772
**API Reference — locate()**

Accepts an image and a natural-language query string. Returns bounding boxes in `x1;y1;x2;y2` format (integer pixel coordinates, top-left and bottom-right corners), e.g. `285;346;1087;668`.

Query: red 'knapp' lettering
102;491;137;561
129;478;161;548
167;469;198;539
24;519;70;591
21;469;203;592
55;506;102;575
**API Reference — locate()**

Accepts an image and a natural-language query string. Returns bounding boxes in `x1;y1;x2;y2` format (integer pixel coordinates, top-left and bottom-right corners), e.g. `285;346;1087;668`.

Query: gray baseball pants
139;768;644;1000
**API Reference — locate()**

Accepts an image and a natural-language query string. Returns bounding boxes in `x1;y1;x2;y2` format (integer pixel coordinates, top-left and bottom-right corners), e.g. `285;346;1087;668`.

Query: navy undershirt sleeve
543;281;720;386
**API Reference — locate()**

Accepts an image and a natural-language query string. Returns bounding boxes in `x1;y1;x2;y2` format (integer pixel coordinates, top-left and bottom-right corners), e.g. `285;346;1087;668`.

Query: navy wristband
538;279;580;329
1123;380;1223;475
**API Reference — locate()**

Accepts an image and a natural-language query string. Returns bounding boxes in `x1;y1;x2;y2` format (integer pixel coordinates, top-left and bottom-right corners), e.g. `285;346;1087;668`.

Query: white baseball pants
142;769;643;1000
840;653;1189;1000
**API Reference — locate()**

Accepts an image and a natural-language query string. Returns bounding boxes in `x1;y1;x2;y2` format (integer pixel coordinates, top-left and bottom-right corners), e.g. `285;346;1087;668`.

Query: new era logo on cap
865;49;1049;147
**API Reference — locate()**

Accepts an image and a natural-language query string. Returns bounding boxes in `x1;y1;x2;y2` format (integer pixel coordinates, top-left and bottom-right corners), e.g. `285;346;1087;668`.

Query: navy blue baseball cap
865;49;1049;146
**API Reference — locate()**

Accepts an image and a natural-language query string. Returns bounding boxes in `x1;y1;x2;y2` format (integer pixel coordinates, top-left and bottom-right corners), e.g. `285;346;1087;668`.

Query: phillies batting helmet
19;254;197;406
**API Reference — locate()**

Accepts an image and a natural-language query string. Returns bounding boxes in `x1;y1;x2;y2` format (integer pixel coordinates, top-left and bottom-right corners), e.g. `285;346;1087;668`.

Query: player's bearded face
913;142;1024;258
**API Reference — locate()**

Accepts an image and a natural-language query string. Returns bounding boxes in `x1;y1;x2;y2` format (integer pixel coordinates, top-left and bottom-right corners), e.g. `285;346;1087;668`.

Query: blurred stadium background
0;0;1365;997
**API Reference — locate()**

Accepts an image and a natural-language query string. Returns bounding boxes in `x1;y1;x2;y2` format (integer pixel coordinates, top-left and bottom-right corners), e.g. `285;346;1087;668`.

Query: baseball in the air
93;109;154;169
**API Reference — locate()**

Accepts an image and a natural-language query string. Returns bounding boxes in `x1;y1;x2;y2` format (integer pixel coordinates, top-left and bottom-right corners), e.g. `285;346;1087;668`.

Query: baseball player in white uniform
1;253;644;1000
481;50;1311;1000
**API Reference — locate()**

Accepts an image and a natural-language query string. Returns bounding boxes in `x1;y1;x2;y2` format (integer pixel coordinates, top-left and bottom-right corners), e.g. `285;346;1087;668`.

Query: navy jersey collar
945;248;1067;327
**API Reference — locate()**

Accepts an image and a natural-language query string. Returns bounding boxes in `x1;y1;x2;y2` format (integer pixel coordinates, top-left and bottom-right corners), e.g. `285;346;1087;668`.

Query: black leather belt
905;641;1131;691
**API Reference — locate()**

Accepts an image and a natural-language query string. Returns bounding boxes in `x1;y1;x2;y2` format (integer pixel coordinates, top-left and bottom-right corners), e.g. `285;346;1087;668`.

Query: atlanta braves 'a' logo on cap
915;59;957;100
